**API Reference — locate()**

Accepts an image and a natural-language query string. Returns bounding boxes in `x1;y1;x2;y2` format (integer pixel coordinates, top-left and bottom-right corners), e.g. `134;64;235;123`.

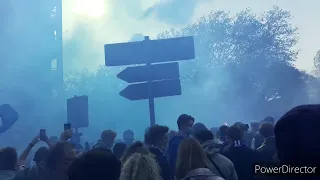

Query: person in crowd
222;125;258;180
92;130;117;151
247;121;259;149
167;114;195;171
121;141;145;164
120;146;162;180
44;141;76;180
33;146;49;166
13;130;72;180
275;105;320;180
145;125;173;180
210;127;219;137
194;130;238;180
256;122;276;163
218;125;229;147
123;130;135;147
68;149;121;180
0;147;19;180
193;122;207;134
84;142;91;152
113;143;127;160
18;133;51;167
252;117;274;149
175;138;224;180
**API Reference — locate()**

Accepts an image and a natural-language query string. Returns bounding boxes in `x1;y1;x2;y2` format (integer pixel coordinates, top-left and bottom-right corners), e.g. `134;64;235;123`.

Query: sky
63;0;320;73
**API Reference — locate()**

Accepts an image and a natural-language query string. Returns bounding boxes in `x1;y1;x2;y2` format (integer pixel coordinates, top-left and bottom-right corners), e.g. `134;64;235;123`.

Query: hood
202;139;223;155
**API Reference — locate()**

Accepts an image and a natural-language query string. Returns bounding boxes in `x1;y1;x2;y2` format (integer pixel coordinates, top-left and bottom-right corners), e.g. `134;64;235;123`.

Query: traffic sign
104;36;195;126
117;62;180;83
104;36;195;66
119;79;181;100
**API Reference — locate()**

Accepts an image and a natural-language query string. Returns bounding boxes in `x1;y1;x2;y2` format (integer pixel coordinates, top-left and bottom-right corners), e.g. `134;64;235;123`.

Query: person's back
194;130;237;180
0;147;18;180
175;138;224;180
120;148;162;180
68;149;121;180
222;126;257;180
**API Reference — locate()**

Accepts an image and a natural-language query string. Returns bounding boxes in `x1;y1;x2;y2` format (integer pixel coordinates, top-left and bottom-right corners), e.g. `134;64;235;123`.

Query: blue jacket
167;131;188;171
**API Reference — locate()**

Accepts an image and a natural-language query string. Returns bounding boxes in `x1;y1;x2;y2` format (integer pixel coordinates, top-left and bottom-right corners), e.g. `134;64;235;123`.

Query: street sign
117;62;180;83
119;79;181;100
104;36;195;126
104;36;195;66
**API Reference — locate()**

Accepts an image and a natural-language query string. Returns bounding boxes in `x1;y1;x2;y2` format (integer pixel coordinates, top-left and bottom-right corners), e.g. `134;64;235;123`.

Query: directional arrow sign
119;79;181;100
117;62;179;83
104;36;195;66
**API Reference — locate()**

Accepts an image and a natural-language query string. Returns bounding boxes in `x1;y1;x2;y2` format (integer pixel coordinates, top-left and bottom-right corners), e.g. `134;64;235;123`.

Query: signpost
104;36;195;126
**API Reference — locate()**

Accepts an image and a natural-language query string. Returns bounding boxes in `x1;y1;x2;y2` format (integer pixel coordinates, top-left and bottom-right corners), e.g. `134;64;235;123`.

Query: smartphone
64;123;71;130
40;129;46;140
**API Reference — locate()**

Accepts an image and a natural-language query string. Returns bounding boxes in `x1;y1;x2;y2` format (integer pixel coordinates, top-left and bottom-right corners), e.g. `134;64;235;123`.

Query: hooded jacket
202;140;238;180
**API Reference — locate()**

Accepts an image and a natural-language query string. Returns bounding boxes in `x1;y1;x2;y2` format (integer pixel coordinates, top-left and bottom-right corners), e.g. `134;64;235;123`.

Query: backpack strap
206;155;227;180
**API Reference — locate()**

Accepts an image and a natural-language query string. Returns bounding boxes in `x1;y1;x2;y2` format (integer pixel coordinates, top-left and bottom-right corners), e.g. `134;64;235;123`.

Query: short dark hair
177;114;194;128
123;129;134;137
259;122;274;138
46;142;73;170
145;125;169;145
194;130;214;144
227;125;243;141
112;143;126;159
219;125;228;137
68;150;121;180
34;147;49;164
0;147;17;170
193;123;207;133
263;116;275;124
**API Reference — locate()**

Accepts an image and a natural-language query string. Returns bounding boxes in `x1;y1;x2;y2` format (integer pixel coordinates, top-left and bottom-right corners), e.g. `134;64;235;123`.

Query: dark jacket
222;141;259;180
182;168;225;180
148;146;173;180
256;136;277;164
167;131;188;171
202;140;238;180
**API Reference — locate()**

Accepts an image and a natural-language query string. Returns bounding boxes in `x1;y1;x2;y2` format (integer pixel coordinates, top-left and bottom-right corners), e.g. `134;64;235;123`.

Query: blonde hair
175;138;207;179
120;150;162;180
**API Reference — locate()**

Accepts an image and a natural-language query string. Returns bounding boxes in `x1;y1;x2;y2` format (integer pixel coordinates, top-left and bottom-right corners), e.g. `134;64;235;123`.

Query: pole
144;36;156;126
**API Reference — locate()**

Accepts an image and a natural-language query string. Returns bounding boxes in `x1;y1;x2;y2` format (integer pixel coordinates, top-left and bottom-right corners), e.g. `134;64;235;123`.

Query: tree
65;6;309;130
313;49;320;77
157;6;307;121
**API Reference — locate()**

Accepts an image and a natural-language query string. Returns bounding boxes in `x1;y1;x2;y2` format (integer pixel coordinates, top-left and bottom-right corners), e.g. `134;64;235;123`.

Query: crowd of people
1;104;320;180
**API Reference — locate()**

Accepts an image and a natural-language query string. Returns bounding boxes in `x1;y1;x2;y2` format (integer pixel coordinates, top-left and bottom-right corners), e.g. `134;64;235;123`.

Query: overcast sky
63;0;320;72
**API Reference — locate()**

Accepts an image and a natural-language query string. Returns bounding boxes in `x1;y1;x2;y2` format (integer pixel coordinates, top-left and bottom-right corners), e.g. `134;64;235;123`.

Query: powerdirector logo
254;164;319;176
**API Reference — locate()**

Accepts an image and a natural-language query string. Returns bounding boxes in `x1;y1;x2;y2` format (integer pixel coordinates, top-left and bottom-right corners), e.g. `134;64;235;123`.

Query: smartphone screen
64;123;71;130
40;129;46;140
